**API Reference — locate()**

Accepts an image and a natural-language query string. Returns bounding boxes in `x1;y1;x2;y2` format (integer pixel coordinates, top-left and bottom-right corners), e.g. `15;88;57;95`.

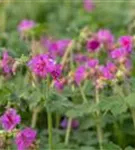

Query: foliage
0;0;135;149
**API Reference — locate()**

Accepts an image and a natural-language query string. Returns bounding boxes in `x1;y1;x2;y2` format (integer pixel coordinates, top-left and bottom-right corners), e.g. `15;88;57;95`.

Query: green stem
95;87;103;150
123;80;135;132
31;107;40;128
47;112;53;150
46;76;53;150
79;85;88;103
64;117;72;145
113;122;125;147
131;109;135;130
55;113;60;128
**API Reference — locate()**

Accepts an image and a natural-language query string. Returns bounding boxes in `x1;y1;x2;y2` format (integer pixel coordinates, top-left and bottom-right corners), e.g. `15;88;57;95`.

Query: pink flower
86;39;100;53
74;54;88;63
83;0;95;12
49;40;70;57
15;128;36;150
106;62;117;73
0;108;21;131
97;29;114;45
111;48;126;59
1;51;12;73
87;58;99;68
99;66;114;80
18;19;36;32
28;54;61;80
118;36;133;53
50;64;62;80
125;59;132;70
75;66;86;85
54;79;65;91
28;54;51;78
61;118;79;129
41;38;70;57
54;39;70;56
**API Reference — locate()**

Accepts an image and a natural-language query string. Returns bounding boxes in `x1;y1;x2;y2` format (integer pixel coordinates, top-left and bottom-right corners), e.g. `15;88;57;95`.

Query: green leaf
28;23;47;38
66;103;97;118
80;146;96;150
125;93;135;108
125;146;135;150
46;91;73;113
80;117;95;130
103;142;122;150
72;130;97;146
99;96;128;116
0;87;11;103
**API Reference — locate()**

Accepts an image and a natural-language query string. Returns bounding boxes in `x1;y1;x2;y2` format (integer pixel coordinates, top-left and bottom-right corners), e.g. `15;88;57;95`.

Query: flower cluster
18;19;36;32
86;29;114;53
86;39;100;53
75;66;87;85
28;54;62;80
83;0;95;12
15;128;36;150
0;108;36;150
0;108;21;131
97;29;114;48
110;36;133;78
41;38;70;58
74;53;88;64
73;29;133;88
0;51;14;75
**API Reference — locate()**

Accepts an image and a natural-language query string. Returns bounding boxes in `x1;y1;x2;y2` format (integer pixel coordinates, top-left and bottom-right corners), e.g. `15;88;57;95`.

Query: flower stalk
95;87;103;150
31;107;40;128
79;84;88;103
47;112;53;150
55;114;60;129
64;117;72;146
46;76;53;150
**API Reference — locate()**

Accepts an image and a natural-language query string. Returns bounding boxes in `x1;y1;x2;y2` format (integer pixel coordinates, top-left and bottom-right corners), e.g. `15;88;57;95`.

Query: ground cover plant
0;0;135;150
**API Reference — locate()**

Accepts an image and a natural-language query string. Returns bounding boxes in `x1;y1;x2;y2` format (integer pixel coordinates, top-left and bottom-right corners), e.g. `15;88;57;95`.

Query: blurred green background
0;0;134;57
1;0;135;37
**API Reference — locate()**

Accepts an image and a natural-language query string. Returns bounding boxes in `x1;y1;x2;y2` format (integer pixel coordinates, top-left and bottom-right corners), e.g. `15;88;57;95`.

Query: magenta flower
55;80;64;91
0;108;21;131
99;66;114;80
18;19;36;32
41;38;70;57
87;58;99;68
83;0;95;12
125;59;132;70
52;39;70;56
50;64;62;80
1;51;12;73
28;54;61;80
74;54;88;63
28;54;52;78
15;128;36;150
110;48;126;59
97;29;114;45
118;36;133;53
106;62;117;73
86;39;100;53
61;118;79;129
75;66;86;85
